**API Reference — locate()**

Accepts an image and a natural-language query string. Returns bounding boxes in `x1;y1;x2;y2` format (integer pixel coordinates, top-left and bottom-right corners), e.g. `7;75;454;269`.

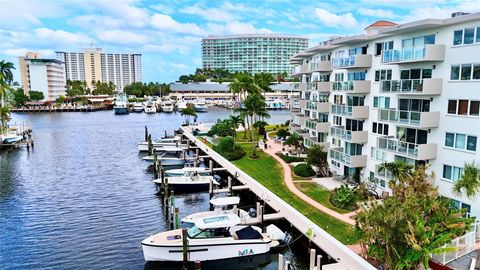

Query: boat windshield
187;225;231;239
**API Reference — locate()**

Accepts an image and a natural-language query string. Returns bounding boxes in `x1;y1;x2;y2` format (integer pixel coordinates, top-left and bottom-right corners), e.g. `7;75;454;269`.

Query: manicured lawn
294;182;351;214
234;124;286;143
232;143;359;244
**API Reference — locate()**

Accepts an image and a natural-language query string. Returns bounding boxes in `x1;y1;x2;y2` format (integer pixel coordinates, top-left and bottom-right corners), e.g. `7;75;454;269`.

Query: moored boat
133;102;144;112
152;170;217;192
161;99;174;113
144;100;157;114
137;136;185;152
181;197;254;225
114;95;129;115
193;99;208;112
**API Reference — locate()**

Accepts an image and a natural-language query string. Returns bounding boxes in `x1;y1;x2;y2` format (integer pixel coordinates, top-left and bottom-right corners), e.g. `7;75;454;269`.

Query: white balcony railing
382;44;445;63
380;78;442;95
378;109;439;128
329;148;367;167
376;137;437;160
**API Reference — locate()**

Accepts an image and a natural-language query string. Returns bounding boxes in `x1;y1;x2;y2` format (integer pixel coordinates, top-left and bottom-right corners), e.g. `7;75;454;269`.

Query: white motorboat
114;95;129;115
152;170;217;192
144;100;157;114
141;214;281;262
193;99;208;112
165;166;209;177
176;101;188;110
1;133;23;144
143;147;191;166
137;136;184;152
181;197;253;225
161;99;174;113
133;102;144;112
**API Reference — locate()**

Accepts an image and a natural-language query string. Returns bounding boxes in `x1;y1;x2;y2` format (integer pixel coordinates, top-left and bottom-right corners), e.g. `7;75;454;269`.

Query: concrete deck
181;126;375;270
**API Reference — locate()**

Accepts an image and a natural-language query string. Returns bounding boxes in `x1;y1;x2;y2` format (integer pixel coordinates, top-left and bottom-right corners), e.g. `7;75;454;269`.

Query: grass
232;143;360;245
294;182;351;214
234;125;285;143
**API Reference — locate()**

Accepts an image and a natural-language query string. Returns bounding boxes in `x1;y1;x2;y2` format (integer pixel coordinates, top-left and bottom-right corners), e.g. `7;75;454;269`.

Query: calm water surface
0;108;305;270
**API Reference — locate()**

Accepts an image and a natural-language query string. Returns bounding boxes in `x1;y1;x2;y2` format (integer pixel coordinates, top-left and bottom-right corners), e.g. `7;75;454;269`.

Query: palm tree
229;73;261;105
0;106;11;134
452;162;480;199
181;105;197;126
228;115;242;140
0;60;15;106
377;161;414;196
243;93;269;141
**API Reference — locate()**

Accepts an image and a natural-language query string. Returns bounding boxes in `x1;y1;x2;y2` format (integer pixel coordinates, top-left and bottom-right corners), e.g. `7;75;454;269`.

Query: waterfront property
18;52;66;100
202;34;308;75
56;48;142;91
289;13;480;218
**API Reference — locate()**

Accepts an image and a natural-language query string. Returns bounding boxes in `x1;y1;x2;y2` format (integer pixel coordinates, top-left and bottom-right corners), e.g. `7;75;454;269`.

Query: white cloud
357;8;396;18
206;22;272;35
0;1;69;28
150;14;206;35
97;30;148;45
314;8;358;28
71;15;123;29
2;48;55;58
34;28;92;44
180;4;237;22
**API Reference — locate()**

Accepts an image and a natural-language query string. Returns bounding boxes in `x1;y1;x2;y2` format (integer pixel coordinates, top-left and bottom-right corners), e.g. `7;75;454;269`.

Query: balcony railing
331;104;369;119
305;137;329;149
330;126;368;144
331;54;372;69
379;79;442;95
381;44;445;64
376;137;437;160
329;148;367;167
378;109;440;128
331;80;370;94
310;60;331;72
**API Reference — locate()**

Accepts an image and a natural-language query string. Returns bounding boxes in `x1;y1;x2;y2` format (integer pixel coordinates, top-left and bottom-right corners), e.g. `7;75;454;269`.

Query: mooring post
317;255;323;270
164;130;167;138
174;207;180;229
196;149;199;160
228;176;232;195
278;254;284;270
148;134;153;155
309;249;316;270
194;260;201;270
209;179;213;200
209;159;213;175
285;261;290;270
144;125;148;141
182;228;188;270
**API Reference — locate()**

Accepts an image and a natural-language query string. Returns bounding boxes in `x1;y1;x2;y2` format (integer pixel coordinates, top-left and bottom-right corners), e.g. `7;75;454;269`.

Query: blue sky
0;0;478;83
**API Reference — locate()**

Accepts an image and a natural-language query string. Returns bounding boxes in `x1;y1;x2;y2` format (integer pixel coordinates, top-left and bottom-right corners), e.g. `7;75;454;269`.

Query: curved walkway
264;133;358;226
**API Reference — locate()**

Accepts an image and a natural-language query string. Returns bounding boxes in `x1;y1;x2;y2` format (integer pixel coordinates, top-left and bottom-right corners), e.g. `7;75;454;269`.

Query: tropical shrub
293;163;315;177
331;185;357;210
215;136;245;161
276;153;305;163
221;145;245;161
276;128;290;139
216;136;234;153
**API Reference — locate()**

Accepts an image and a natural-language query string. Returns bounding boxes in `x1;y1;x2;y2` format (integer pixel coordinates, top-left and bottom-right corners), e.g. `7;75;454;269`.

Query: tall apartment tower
202;34;308;75
289;13;480;217
18;52;66;100
56;48;142;91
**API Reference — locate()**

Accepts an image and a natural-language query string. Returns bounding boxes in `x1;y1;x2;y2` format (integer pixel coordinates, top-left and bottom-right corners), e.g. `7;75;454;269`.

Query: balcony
305;137;330;149
376;137;437;160
329;148;367;167
331;54;372;69
291;64;311;77
381;44;445;64
298;99;307;108
316;81;332;93
378;109;440;128
306;119;330;133
310;60;332;72
331;80;371;94
379;78;442;95
331;104;369;119
330;126;368;144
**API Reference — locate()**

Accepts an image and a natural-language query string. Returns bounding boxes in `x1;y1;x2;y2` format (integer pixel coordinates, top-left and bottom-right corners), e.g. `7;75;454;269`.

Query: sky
0;0;479;84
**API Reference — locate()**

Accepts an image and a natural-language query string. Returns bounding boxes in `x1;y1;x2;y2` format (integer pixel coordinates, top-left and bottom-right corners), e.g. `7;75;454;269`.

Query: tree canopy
124;82;170;97
29;91;44;101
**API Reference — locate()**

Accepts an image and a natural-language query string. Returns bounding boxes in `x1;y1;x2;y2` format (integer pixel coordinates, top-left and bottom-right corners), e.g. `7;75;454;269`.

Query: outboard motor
248;208;257;218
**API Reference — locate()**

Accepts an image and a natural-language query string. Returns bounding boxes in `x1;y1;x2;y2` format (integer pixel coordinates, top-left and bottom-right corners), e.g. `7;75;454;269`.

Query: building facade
289;13;480;217
202;34;308;75
56;48;142;91
19;52;66;100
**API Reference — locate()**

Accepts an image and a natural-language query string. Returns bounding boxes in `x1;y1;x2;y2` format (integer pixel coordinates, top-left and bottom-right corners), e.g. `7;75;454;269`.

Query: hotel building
19;52;66;100
55;48;142;91
202;34;308;75
289;13;480;217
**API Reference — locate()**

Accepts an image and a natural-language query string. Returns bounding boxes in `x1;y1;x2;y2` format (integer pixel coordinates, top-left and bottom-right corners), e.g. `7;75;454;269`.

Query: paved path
264;133;358;225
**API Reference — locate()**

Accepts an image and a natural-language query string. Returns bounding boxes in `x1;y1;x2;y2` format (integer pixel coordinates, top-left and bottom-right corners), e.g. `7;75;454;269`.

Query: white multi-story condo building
56;48;142;91
289;13;480;217
19;52;66;100
202;34;308;75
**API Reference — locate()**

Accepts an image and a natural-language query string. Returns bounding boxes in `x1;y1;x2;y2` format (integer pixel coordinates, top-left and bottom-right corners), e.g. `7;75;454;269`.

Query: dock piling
285;261;290;270
309;249;316;270
317;255;323;270
195;260;201;270
182;228;188;270
174;207;180;229
144;126;148;141
278;254;284;270
228;176;232;195
208;179;213;200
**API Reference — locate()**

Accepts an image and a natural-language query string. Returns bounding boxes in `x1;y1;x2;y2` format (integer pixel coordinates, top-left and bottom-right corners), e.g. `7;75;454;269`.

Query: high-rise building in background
56;48;142;91
289;12;480;217
202;34;308;75
19;52;66;100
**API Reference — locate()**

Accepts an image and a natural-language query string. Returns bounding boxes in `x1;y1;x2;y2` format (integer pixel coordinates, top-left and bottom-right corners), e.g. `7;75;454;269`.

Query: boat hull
142;241;270;262
2;135;23;144
137;142;185;152
144;158;186;166
114;107;129;115
194;107;208;112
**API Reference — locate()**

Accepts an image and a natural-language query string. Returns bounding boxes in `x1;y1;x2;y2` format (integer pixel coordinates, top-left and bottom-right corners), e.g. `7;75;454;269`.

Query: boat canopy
194;214;240;229
156;136;181;142
155;147;184;152
209;196;240;207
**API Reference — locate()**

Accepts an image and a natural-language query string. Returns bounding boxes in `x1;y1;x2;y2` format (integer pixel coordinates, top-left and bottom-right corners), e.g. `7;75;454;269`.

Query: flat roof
203;33;308;40
25;58;64;64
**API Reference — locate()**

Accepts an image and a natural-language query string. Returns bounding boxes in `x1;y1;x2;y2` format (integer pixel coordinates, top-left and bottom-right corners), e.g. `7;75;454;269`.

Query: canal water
0;108;307;269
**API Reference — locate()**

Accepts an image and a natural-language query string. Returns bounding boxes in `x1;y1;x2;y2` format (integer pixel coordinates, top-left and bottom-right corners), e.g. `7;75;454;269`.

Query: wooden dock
180;126;375;270
11;105;110;113
0;121;34;149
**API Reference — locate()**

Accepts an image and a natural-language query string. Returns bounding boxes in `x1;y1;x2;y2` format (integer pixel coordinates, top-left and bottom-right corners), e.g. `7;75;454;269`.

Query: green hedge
276;153;305;163
293;163;315;177
215;142;245;161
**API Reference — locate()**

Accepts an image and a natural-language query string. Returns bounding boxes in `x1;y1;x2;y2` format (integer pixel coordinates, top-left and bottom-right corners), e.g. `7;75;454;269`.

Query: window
470;101;479;116
375;41;393;56
443;165;464;182
458;100;469;115
348;70;366;81
373;96;390;109
451;64;480;81
454;30;463;45
448;100;457;114
451;65;460;80
461;64;472;80
372;122;388;135
445;132;477;151
333;116;342;126
453;27;480;45
375;69;392;81
474;64;480;80
464;28;475;44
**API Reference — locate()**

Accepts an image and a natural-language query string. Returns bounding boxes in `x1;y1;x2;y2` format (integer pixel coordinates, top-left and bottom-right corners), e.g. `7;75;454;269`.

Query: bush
276;153;305;163
276;128;290;139
331;185;358;211
217;136;234;153
293;163;315;177
220;145;245;161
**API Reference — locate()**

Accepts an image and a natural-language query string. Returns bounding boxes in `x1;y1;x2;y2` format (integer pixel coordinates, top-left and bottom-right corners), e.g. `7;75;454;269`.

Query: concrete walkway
264;133;358;225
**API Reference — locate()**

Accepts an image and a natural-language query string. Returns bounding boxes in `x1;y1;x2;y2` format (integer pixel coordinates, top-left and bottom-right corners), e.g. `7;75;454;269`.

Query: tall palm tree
228;115;242;140
243;93;270;141
0;106;11;133
377;161;414;196
452;162;480;199
0;60;15;106
229;73;261;105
